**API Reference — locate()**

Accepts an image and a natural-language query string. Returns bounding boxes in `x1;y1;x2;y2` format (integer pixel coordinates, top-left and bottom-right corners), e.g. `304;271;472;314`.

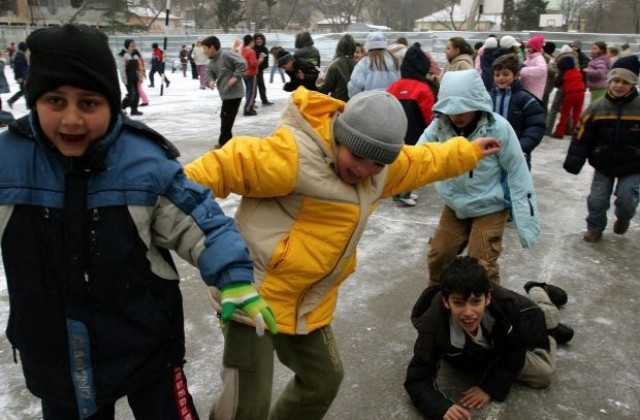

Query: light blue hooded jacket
417;70;539;247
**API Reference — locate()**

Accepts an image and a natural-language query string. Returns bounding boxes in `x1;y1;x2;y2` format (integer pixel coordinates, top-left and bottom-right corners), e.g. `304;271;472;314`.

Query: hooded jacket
185;87;484;335
294;31;321;66
318;35;356;102
520;51;547;100
418;70;540;248
253;33;269;71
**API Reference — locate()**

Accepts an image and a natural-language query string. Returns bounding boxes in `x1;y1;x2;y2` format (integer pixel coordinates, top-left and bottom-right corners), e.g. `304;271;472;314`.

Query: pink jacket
520;52;547;100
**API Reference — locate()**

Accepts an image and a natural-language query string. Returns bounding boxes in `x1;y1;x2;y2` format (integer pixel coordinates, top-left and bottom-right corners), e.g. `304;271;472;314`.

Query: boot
524;282;568;306
582;230;602;243
549;323;574;345
613;219;630;235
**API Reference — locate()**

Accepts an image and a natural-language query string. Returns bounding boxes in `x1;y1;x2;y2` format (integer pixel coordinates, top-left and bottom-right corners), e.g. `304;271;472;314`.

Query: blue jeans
270;65;286;83
586;170;640;232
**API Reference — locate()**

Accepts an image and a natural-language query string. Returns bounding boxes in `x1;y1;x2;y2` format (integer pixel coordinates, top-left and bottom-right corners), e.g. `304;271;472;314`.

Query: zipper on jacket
43;207;50;219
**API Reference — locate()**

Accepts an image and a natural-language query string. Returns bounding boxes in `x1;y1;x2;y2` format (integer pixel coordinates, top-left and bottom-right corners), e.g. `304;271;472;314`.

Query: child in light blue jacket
418;69;539;284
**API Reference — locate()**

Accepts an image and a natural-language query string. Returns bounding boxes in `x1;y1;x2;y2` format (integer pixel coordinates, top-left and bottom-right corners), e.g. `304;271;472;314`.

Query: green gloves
220;283;278;336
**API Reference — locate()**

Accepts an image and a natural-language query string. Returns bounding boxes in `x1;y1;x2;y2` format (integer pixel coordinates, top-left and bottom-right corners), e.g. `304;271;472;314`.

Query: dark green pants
210;322;344;420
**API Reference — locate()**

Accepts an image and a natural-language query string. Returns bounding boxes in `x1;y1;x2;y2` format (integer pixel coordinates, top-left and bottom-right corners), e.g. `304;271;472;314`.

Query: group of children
0;24;638;420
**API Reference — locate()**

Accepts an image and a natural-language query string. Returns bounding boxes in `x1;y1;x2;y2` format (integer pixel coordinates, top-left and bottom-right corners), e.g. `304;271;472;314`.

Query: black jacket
564;88;640;176
405;285;549;419
283;58;320;92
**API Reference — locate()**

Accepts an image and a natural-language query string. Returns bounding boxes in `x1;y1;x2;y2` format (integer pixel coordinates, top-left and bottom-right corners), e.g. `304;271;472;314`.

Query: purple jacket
584;54;610;90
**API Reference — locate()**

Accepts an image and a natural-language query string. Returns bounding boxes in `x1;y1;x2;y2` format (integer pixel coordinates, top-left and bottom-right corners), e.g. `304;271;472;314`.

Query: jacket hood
335;34;356;58
295;31;314;49
434;69;493;115
253;32;265;42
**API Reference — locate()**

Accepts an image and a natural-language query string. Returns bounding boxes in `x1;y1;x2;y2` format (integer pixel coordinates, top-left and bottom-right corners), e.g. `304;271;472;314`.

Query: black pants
41;367;199;420
256;69;268;102
8;80;26;105
122;80;140;112
219;97;242;147
149;62;169;86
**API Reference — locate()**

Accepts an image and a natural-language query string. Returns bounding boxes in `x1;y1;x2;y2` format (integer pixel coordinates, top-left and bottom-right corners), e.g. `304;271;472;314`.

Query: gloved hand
220;283;278;336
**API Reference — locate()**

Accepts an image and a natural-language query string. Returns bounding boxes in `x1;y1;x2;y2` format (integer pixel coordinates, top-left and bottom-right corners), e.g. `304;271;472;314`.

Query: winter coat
317;56;355;102
491;79;546;161
12;49;29;81
387;78;435;144
405;284;550;419
184;87;484;335
120;50;142;85
253;33;269;71
442;53;474;75
283;58;320;92
564;88;640;177
347;53;401;98
480;47;498;91
206;49;246;100
241;46;259;76
584;54;610;90
558;67;586;94
294;31;321;66
520;52;547;100
192;45;209;66
0;57;10;94
0;113;253;410
418;70;540;248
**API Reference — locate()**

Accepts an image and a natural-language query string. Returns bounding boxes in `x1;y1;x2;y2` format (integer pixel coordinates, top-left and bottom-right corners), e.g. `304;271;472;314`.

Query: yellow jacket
185;88;482;335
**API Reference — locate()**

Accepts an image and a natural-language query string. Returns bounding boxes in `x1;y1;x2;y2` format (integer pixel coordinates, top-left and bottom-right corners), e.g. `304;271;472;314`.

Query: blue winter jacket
490;79;546;167
347;52;401;98
0;112;253;413
418;70;540;247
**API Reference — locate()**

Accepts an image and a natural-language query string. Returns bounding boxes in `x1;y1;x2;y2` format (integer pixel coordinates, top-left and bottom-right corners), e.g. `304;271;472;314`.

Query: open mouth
60;133;85;143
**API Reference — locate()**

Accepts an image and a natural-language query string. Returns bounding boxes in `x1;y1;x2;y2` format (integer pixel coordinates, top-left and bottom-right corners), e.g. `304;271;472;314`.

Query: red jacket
562;68;586;94
387;78;435;144
241;46;259;76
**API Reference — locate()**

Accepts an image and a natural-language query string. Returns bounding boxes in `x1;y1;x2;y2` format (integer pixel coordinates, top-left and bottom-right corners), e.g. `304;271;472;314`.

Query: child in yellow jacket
185;87;500;420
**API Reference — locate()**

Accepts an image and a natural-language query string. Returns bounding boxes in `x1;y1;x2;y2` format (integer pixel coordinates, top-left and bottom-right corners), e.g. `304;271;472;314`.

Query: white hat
484;37;498;49
366;32;388;51
500;35;521;49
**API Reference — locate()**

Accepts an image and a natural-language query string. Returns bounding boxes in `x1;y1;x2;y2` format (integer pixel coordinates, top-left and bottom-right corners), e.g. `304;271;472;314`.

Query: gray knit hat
334;91;407;164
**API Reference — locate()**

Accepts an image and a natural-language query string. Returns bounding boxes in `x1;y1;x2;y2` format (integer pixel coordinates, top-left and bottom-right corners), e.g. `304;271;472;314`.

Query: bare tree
310;0;365;31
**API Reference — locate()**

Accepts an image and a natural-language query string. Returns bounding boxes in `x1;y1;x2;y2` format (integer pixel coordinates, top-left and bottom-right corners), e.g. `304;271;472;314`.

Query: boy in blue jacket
0;24;275;419
490;54;546;170
405;257;573;420
418;70;539;285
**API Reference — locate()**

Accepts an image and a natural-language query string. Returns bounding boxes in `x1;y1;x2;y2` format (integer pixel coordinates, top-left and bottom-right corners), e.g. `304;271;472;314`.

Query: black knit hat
26;24;121;116
276;50;294;67
401;42;431;80
608;54;640;85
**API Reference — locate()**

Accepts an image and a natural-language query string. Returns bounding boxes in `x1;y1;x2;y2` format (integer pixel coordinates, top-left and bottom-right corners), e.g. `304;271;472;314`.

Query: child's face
494;68;517;89
443;292;492;336
445;42;459;61
35;85;111;157
448;111;477;129
282;60;294;72
335;144;385;184
608;77;635;98
590;44;603;57
354;46;365;61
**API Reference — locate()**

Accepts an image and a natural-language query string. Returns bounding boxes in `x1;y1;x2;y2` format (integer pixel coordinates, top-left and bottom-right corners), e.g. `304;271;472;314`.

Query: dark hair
396;37;408;46
243;34;254;46
202;36;221;51
124;38;134;49
152;42;159;49
592;41;607;54
492;53;520;74
441;256;492;300
474;41;484;51
448;37;474;56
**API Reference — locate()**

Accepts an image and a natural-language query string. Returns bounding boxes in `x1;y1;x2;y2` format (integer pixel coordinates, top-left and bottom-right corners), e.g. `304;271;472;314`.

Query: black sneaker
549;323;574;344
262;101;274;106
524;281;568;306
165;80;171;88
130;110;144;116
